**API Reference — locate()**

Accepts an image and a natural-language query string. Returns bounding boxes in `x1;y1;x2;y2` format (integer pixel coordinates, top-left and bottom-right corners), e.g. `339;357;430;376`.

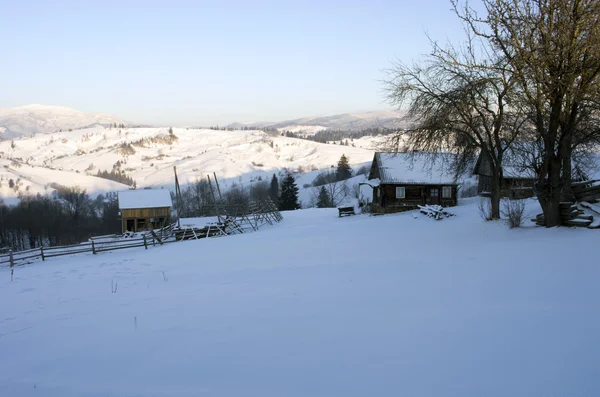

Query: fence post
9;250;14;268
41;246;45;261
92;240;96;255
152;236;155;247
143;235;148;250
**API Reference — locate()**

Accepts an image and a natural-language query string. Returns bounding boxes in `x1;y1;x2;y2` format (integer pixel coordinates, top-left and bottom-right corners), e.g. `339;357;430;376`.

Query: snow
271;110;407;131
373;152;457;184
117;189;172;209
0;158;129;203
179;216;220;228
1;198;599;396
0;105;125;138
277;125;328;135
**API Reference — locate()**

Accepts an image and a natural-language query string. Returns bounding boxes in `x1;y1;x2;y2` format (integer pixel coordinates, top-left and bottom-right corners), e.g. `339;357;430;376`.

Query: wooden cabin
473;149;536;199
117;189;172;233
368;152;458;213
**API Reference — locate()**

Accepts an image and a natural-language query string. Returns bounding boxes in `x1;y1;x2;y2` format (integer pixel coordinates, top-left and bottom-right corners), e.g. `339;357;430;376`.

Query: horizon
0;0;466;125
0;103;404;128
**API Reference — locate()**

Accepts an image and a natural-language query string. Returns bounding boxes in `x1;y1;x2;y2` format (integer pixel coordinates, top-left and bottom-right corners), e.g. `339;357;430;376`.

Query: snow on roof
370;152;457;185
118;189;172;210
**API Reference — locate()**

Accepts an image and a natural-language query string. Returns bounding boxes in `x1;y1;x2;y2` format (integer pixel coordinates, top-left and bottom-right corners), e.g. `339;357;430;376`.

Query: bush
501;199;526;229
355;164;370;176
312;170;338;187
478;198;493;221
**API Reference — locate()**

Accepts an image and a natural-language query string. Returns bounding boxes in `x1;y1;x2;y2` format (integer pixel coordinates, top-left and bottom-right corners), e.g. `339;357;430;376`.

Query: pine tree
336;154;352;181
269;174;279;201
316;186;331;208
169;127;174;135
278;173;300;211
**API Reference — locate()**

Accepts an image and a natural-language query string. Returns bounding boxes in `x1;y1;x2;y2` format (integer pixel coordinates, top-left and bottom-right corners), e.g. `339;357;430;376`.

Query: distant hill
0;105;127;139
227;110;409;133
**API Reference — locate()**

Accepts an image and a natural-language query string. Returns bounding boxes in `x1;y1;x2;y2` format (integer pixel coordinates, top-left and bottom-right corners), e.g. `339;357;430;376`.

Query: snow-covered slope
1;199;598;396
0;158;129;204
0;105;126;139
228;110;409;132
0;126;379;203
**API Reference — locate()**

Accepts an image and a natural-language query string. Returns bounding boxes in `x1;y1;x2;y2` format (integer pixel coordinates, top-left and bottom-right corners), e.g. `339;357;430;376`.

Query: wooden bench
338;206;355;217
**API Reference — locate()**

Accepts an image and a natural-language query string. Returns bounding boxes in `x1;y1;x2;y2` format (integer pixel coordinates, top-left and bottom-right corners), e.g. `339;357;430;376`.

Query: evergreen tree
278;173;300;211
336;154;352;181
169;127;174;135
269;174;279;201
316;186;332;208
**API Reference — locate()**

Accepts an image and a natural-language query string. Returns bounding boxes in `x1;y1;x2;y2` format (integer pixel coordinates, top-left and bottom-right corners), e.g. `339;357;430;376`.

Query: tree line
96;169;136;187
281;127;396;144
0;188;120;251
176;172;302;218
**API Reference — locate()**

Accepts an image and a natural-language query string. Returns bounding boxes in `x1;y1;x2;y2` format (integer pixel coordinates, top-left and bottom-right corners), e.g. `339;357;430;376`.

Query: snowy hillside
1;199;598;396
227;110;409;131
0;158;128;205
0;105;126;139
0;126;379;203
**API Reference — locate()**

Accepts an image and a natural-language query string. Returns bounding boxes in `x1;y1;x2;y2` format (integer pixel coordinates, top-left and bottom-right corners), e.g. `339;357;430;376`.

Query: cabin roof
473;143;541;180
118;189;172;210
369;152;457;185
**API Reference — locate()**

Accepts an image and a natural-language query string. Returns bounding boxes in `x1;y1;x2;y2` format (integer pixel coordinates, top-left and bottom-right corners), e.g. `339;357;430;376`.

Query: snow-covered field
1;199;598;396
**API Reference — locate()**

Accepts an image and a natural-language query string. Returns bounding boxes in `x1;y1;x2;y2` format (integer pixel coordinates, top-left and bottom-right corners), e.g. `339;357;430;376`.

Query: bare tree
456;0;600;226
310;180;350;207
57;186;93;241
384;32;525;219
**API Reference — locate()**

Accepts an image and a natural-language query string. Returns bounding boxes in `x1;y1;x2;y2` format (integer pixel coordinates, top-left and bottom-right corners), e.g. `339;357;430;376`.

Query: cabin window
395;187;405;199
442;186;452;198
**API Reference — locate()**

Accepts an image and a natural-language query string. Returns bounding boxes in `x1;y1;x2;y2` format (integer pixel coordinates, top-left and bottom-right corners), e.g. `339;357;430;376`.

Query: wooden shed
472;149;536;199
117;189;172;233
368;152;458;213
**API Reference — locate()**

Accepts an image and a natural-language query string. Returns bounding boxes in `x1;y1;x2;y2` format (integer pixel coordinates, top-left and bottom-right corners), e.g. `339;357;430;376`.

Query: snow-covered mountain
0;125;380;204
0;105;127;139
227;110;409;133
0;105;406;140
273;110;408;131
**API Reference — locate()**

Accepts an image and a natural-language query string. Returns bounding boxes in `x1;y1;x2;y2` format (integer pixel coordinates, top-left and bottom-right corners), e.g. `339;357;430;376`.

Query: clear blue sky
0;0;467;125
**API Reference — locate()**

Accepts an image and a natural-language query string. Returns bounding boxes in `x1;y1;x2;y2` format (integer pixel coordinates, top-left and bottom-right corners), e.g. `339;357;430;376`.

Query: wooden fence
0;231;177;268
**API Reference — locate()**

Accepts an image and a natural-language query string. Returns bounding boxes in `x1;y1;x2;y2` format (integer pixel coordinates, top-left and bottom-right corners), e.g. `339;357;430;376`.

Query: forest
0;187;120;251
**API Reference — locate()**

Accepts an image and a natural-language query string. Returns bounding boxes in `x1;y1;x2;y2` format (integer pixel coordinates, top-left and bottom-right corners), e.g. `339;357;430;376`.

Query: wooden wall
121;207;171;219
477;176;535;198
373;183;458;212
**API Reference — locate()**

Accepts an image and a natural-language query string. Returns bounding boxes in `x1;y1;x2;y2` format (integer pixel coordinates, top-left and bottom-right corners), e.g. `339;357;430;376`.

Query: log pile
572;180;600;202
532;202;593;227
418;205;455;220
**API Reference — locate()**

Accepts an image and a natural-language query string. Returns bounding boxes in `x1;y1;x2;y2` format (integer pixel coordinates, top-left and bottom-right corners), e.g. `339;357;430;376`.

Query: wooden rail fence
0;232;177;268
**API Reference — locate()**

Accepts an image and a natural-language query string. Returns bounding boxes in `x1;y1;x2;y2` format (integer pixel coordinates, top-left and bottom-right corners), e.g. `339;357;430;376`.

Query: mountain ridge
0;105;407;139
0;105;127;139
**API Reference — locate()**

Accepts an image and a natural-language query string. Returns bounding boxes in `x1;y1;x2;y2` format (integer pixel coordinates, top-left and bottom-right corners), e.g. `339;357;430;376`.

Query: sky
0;0;468;126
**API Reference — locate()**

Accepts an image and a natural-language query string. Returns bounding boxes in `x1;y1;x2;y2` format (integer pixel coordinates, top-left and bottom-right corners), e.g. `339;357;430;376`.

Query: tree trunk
536;160;562;227
560;140;575;202
490;174;502;220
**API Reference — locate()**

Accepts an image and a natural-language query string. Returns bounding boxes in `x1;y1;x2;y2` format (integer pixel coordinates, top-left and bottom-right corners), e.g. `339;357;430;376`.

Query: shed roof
369;152;457;185
472;145;537;179
118;189;172;210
